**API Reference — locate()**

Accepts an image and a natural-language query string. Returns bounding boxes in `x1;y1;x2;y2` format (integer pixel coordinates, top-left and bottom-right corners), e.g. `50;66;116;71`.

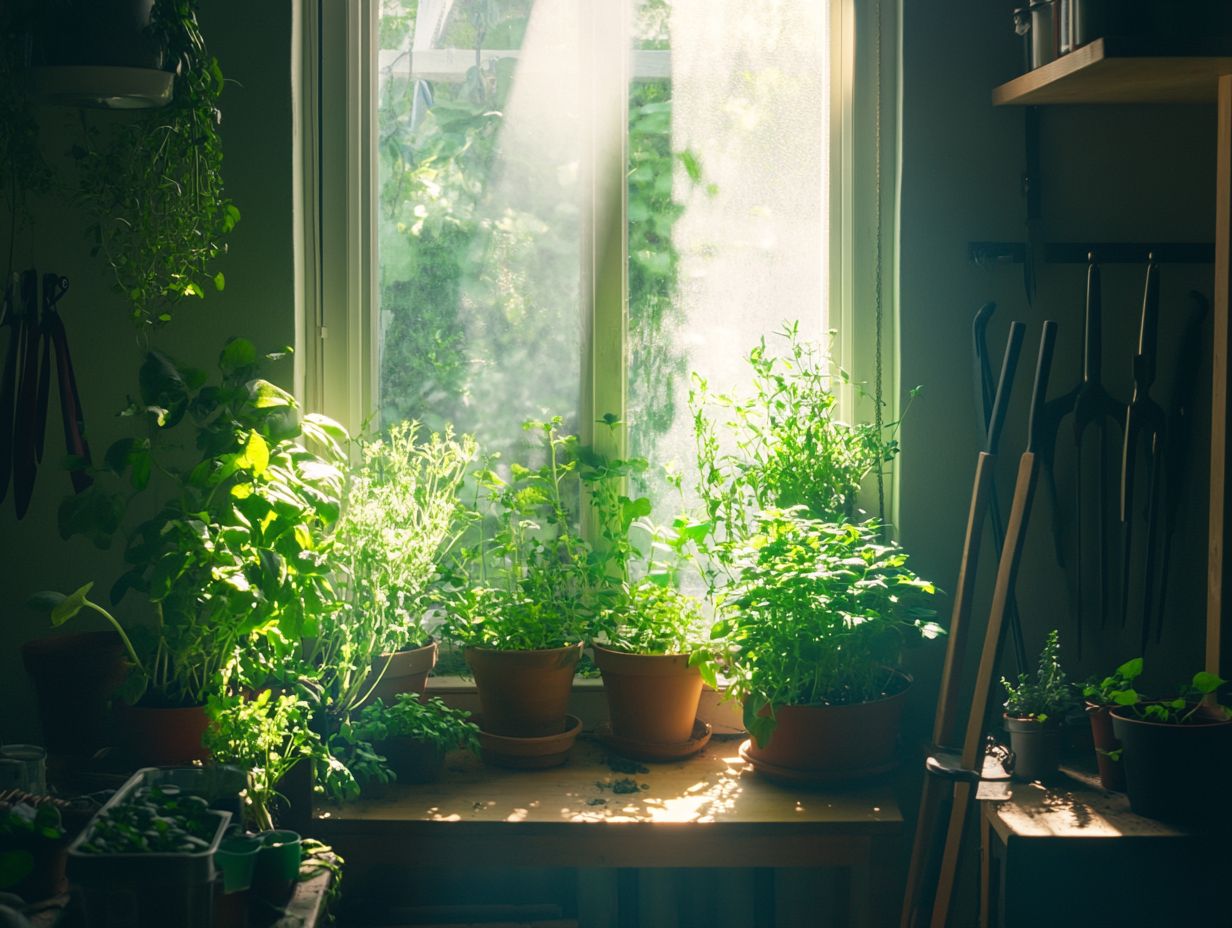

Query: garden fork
1120;257;1166;650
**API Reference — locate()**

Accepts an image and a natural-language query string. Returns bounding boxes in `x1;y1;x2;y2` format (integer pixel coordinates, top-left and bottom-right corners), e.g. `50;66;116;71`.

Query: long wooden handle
930;450;1039;928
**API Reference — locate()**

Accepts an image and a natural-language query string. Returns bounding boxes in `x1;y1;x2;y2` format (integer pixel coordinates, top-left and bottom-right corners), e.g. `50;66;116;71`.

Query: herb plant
348;695;480;755
33;339;348;707
711;510;940;747
1002;630;1074;723
1125;672;1230;725
75;785;218;855
72;0;237;329
1081;657;1145;707
311;422;476;716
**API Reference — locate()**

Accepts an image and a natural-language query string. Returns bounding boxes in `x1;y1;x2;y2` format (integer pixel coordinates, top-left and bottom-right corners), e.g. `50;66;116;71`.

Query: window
304;0;898;517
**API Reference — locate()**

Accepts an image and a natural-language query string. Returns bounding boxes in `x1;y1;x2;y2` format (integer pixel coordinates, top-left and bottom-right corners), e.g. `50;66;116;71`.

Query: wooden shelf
993;37;1232;106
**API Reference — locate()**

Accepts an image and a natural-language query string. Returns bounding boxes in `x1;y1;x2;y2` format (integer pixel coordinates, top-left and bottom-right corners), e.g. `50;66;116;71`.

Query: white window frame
296;0;902;524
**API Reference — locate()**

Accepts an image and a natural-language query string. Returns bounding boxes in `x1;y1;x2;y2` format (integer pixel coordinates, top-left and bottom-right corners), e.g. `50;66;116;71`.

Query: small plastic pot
1004;714;1062;781
215;834;262;894
251;830;301;905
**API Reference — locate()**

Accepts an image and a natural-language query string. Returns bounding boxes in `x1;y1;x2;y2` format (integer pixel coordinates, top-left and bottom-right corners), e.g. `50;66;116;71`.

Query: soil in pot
1085;701;1126;791
744;674;911;783
464;644;582;738
593;645;704;749
21;630;129;758
361;641;438;708
1111;705;1232;825
1004;715;1062;781
111;702;209;767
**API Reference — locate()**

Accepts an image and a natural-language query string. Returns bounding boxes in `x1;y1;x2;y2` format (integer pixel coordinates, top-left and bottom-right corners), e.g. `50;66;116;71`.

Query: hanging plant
72;0;238;331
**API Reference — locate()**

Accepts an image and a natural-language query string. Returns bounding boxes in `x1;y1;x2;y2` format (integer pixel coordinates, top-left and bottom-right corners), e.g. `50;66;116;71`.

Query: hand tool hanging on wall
901;320;1026;928
1120;257;1166;650
1152;291;1208;644
972;304;1030;674
929;322;1058;928
1070;254;1126;655
0;269;92;517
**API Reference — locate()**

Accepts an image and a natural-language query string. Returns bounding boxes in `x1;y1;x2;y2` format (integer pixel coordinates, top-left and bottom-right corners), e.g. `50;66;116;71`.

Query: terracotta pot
746;674;911;781
1085;700;1126;791
1004;714;1062;781
464;643;582;737
1111;704;1232;825
112;702;209;766
22;631;130;757
362;640;438;707
378;736;446;784
593;644;703;746
476;714;583;769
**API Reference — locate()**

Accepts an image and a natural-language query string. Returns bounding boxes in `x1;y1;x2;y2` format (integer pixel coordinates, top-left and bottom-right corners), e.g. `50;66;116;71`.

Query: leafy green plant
72;0;237;329
442;417;602;650
34;338;348;707
348;695;479;755
0;801;64;892
1002;630;1074;723
709;510;939;747
1126;672;1230;725
75;784;218;855
1081;657;1145;707
310;421;476;716
596;578;710;657
203;686;327;832
690;322;914;566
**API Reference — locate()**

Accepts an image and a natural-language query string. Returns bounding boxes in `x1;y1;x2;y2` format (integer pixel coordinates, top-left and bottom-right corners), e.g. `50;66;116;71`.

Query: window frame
297;0;902;524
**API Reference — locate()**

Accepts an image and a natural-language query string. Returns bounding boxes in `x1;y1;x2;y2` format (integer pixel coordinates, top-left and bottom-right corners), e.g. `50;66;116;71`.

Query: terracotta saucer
737;739;898;786
476;715;583;769
596;718;712;762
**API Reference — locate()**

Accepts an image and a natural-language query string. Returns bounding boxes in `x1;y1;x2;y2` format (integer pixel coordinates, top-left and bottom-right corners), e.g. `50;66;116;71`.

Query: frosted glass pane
376;0;583;456
629;0;830;495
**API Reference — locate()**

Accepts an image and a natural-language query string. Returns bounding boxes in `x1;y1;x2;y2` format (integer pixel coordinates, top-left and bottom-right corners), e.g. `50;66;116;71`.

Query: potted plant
311;421;476;718
0;800;68;902
30;339;348;766
1080;656;1143;791
708;510;938;781
441;418;599;762
1110;671;1232;824
340;694;480;786
1000;630;1074;781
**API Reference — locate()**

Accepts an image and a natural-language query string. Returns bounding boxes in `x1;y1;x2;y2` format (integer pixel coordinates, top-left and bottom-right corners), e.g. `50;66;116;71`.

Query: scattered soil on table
605;755;650;775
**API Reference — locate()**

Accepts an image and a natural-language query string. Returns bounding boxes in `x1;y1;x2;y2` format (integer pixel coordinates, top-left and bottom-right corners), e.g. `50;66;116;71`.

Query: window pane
628;0;830;495
376;0;584;455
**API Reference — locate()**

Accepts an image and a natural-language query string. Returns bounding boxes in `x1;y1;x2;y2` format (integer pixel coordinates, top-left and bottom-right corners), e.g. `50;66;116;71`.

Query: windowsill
425;675;746;735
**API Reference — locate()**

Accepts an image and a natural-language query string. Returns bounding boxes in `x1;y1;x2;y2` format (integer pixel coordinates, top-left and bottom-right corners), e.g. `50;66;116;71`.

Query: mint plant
1082;657;1145;707
1002;630;1074;723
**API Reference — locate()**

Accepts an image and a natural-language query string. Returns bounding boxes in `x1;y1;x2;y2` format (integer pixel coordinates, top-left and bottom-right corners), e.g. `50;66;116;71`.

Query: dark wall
0;1;296;744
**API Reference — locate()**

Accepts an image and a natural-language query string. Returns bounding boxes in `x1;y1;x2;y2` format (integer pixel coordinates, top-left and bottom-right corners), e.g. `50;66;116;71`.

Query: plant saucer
596;718;712;762
475;715;583;769
737;739;898;786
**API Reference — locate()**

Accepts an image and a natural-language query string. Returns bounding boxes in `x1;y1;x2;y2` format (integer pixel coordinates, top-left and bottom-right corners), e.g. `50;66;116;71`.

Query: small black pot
1004;714;1062;781
1111;705;1232;825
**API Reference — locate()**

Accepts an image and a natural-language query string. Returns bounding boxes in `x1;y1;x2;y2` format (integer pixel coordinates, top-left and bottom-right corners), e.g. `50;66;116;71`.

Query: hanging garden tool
901;320;1026;928
12;269;42;519
1070;254;1126;655
972;303;1029;674
1120;256;1166;650
1152;291;1208;644
42;274;93;494
928;321;1057;928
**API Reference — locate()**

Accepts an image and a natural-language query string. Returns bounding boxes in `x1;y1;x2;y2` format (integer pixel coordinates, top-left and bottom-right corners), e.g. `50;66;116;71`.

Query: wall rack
968;242;1215;265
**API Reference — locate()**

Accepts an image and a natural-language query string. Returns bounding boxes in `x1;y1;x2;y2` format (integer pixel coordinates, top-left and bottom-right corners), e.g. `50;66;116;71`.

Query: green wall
0;1;296;744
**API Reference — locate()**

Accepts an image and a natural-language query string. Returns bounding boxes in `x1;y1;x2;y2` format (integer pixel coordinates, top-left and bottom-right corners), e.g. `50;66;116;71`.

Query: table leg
847;836;873;928
979;812;991;928
577;869;620;928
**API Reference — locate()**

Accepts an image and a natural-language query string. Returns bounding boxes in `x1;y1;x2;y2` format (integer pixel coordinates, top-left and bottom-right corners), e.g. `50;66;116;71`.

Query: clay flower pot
464;644;583;737
743;674;912;783
593;644;703;746
1111;705;1232;824
1085;700;1126;791
362;640;438;707
1004;714;1062;781
22;630;129;758
377;736;447;784
112;702;210;767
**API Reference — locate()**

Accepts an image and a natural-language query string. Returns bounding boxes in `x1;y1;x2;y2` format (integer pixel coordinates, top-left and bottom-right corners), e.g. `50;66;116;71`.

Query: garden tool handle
1135;257;1159;388
972;302;997;436
1083;254;1102;384
985;322;1025;456
1026;322;1058;454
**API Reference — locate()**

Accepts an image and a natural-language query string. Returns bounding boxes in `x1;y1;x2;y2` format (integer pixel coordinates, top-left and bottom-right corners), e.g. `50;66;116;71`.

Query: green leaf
1117;657;1144;681
220;337;257;373
50;583;95;626
1193;671;1225;695
214;272;226;292
248;379;295;409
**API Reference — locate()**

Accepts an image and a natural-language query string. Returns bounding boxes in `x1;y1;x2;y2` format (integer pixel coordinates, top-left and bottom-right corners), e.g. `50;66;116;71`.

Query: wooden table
977;769;1223;927
314;736;901;928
